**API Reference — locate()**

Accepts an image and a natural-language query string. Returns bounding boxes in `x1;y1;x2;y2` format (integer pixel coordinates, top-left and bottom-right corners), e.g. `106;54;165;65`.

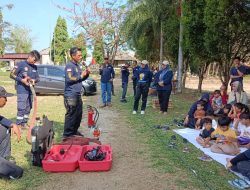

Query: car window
37;67;45;75
47;68;64;77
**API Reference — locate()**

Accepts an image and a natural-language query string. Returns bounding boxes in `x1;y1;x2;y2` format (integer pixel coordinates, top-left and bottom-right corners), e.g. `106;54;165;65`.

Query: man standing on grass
230;57;247;87
10;50;40;129
131;61;140;96
63;47;90;138
120;62;130;103
99;56;115;108
0;86;23;179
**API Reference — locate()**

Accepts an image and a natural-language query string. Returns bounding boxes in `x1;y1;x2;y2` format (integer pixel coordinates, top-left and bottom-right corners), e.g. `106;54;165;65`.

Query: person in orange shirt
210;116;239;155
194;101;206;129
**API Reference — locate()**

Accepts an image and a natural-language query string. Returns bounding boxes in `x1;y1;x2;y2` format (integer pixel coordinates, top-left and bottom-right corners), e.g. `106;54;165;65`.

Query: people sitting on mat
229;103;247;128
210;116;239;155
183;93;212;128
222;104;232;117
211;90;223;115
226;149;250;181
196;118;215;148
227;81;248;105
194;101;206;129
198;110;218;130
0;86;23;179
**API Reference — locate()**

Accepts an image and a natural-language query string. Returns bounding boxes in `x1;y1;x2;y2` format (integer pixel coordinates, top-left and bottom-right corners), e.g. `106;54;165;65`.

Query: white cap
141;60;148;65
162;60;170;65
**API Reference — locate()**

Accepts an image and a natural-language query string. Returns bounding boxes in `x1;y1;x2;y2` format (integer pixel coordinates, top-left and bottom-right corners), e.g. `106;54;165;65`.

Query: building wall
41;54;52;64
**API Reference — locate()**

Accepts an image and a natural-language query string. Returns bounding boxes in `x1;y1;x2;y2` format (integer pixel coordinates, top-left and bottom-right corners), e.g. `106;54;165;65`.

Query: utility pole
177;0;183;93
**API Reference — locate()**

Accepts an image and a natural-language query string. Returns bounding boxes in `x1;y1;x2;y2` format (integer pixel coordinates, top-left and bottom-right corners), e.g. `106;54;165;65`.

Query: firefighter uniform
10;61;39;127
63;61;89;137
132;65;140;96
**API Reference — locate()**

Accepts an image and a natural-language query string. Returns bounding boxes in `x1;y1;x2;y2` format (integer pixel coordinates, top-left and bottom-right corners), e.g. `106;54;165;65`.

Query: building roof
114;52;136;61
0;53;29;60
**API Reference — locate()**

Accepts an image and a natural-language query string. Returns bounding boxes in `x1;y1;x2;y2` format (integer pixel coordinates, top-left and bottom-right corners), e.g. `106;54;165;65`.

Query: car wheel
82;87;86;96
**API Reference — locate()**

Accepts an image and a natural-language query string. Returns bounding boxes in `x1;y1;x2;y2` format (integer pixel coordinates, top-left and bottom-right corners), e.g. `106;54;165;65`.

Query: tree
51;16;69;65
93;37;104;64
69;32;87;60
204;0;250;87
6;25;32;53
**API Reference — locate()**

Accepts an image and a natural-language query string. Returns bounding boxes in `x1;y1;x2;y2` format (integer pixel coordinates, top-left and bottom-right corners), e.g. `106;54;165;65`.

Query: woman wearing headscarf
183;93;212;128
227;81;248;105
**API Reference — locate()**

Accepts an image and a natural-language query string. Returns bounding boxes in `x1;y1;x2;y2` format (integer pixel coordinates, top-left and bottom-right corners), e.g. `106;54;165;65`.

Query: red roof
0;53;29;59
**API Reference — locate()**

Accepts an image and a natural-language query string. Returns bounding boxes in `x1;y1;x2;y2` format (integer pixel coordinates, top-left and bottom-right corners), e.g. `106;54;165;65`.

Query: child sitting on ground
235;112;250;146
210;116;239;155
196;118;215;148
211;90;223;115
194;101;206;129
222;104;232;117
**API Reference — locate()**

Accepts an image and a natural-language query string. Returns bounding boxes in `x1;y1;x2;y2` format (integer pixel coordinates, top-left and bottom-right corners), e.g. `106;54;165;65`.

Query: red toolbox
79;145;112;172
42;144;82;172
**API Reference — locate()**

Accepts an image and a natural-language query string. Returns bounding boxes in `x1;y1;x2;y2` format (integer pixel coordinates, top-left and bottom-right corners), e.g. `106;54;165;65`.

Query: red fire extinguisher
87;105;99;128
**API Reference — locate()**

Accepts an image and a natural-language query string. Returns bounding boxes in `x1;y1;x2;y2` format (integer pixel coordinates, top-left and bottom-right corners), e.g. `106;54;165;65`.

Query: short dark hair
214;90;221;95
218;116;231;126
234;103;244;111
70;47;82;57
197;100;206;107
224;104;232;110
234;56;241;61
240;112;250;120
30;50;41;61
203;118;212;125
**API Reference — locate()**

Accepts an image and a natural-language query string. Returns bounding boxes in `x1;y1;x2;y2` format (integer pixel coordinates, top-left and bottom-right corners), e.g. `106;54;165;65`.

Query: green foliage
6;25;32;53
69;32;87;60
93;37;104;64
51;16;69;65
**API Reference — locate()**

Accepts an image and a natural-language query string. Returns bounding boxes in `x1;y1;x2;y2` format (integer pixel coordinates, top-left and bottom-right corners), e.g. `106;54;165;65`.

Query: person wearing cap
10;50;41;129
154;60;173;114
99;56;115;107
63;47;90;138
120;62;130;103
131;61;140;96
0;86;23;179
133;60;153;114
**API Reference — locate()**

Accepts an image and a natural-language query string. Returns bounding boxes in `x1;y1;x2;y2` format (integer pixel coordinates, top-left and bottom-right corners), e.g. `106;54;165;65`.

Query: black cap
0;86;14;97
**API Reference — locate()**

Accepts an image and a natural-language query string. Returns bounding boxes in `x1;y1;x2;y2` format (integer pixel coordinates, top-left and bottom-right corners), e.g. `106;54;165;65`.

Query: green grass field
0;71;237;190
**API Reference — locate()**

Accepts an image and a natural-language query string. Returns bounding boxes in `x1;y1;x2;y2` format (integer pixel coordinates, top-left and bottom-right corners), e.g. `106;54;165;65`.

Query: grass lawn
114;87;236;190
0;71;237;190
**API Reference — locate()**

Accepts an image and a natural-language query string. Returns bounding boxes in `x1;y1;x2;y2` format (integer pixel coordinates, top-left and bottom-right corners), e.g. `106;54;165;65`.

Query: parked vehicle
35;65;97;95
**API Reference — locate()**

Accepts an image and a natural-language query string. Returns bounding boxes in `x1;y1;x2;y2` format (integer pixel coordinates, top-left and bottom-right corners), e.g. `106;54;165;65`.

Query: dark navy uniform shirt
99;64;115;83
121;66;130;83
230;65;247;84
64;61;89;97
135;65;152;85
154;66;173;91
0;115;12;128
11;61;39;94
132;66;140;81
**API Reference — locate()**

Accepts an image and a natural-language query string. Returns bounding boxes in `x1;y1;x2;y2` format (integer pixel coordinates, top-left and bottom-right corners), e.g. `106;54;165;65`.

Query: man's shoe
163;112;167;115
120;99;127;103
141;111;145;115
100;104;106;108
132;111;137;114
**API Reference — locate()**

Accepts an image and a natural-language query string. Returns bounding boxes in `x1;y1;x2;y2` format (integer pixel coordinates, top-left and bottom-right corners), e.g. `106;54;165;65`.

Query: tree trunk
182;58;189;88
159;20;163;69
198;75;204;93
197;62;209;93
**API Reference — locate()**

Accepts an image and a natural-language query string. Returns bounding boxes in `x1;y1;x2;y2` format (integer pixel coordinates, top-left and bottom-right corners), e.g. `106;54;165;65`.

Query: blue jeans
121;82;128;100
101;82;111;104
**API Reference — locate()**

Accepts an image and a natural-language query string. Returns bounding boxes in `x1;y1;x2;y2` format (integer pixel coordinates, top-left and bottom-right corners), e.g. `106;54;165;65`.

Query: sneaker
100;104;106;108
120;99;127;103
132;111;137;114
228;179;250;189
141;111;145;115
183;147;190;153
163;112;167;115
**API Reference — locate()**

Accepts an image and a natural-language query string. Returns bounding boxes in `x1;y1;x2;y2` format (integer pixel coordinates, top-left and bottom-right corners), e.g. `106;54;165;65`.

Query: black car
35;65;97;95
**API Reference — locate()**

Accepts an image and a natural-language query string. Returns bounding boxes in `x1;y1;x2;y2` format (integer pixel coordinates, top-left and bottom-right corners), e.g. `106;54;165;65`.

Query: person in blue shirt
63;47;90;138
133;60;152;115
10;50;40;129
154;60;173;114
99;56;115;108
0;86;23;179
131;61;140;96
230;57;247;87
120;62;130;103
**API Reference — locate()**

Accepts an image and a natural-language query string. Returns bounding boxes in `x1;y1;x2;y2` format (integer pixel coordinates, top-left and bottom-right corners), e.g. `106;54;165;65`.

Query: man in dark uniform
0;86;23;179
133;60;152;115
10;50;40;129
120;62;130;103
99;56;115;108
63;47;90;138
230;57;247;87
132;61;140;96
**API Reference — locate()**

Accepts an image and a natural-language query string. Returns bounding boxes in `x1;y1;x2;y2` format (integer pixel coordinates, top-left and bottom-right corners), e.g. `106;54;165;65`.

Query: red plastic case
42;144;82;172
79;145;112;172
